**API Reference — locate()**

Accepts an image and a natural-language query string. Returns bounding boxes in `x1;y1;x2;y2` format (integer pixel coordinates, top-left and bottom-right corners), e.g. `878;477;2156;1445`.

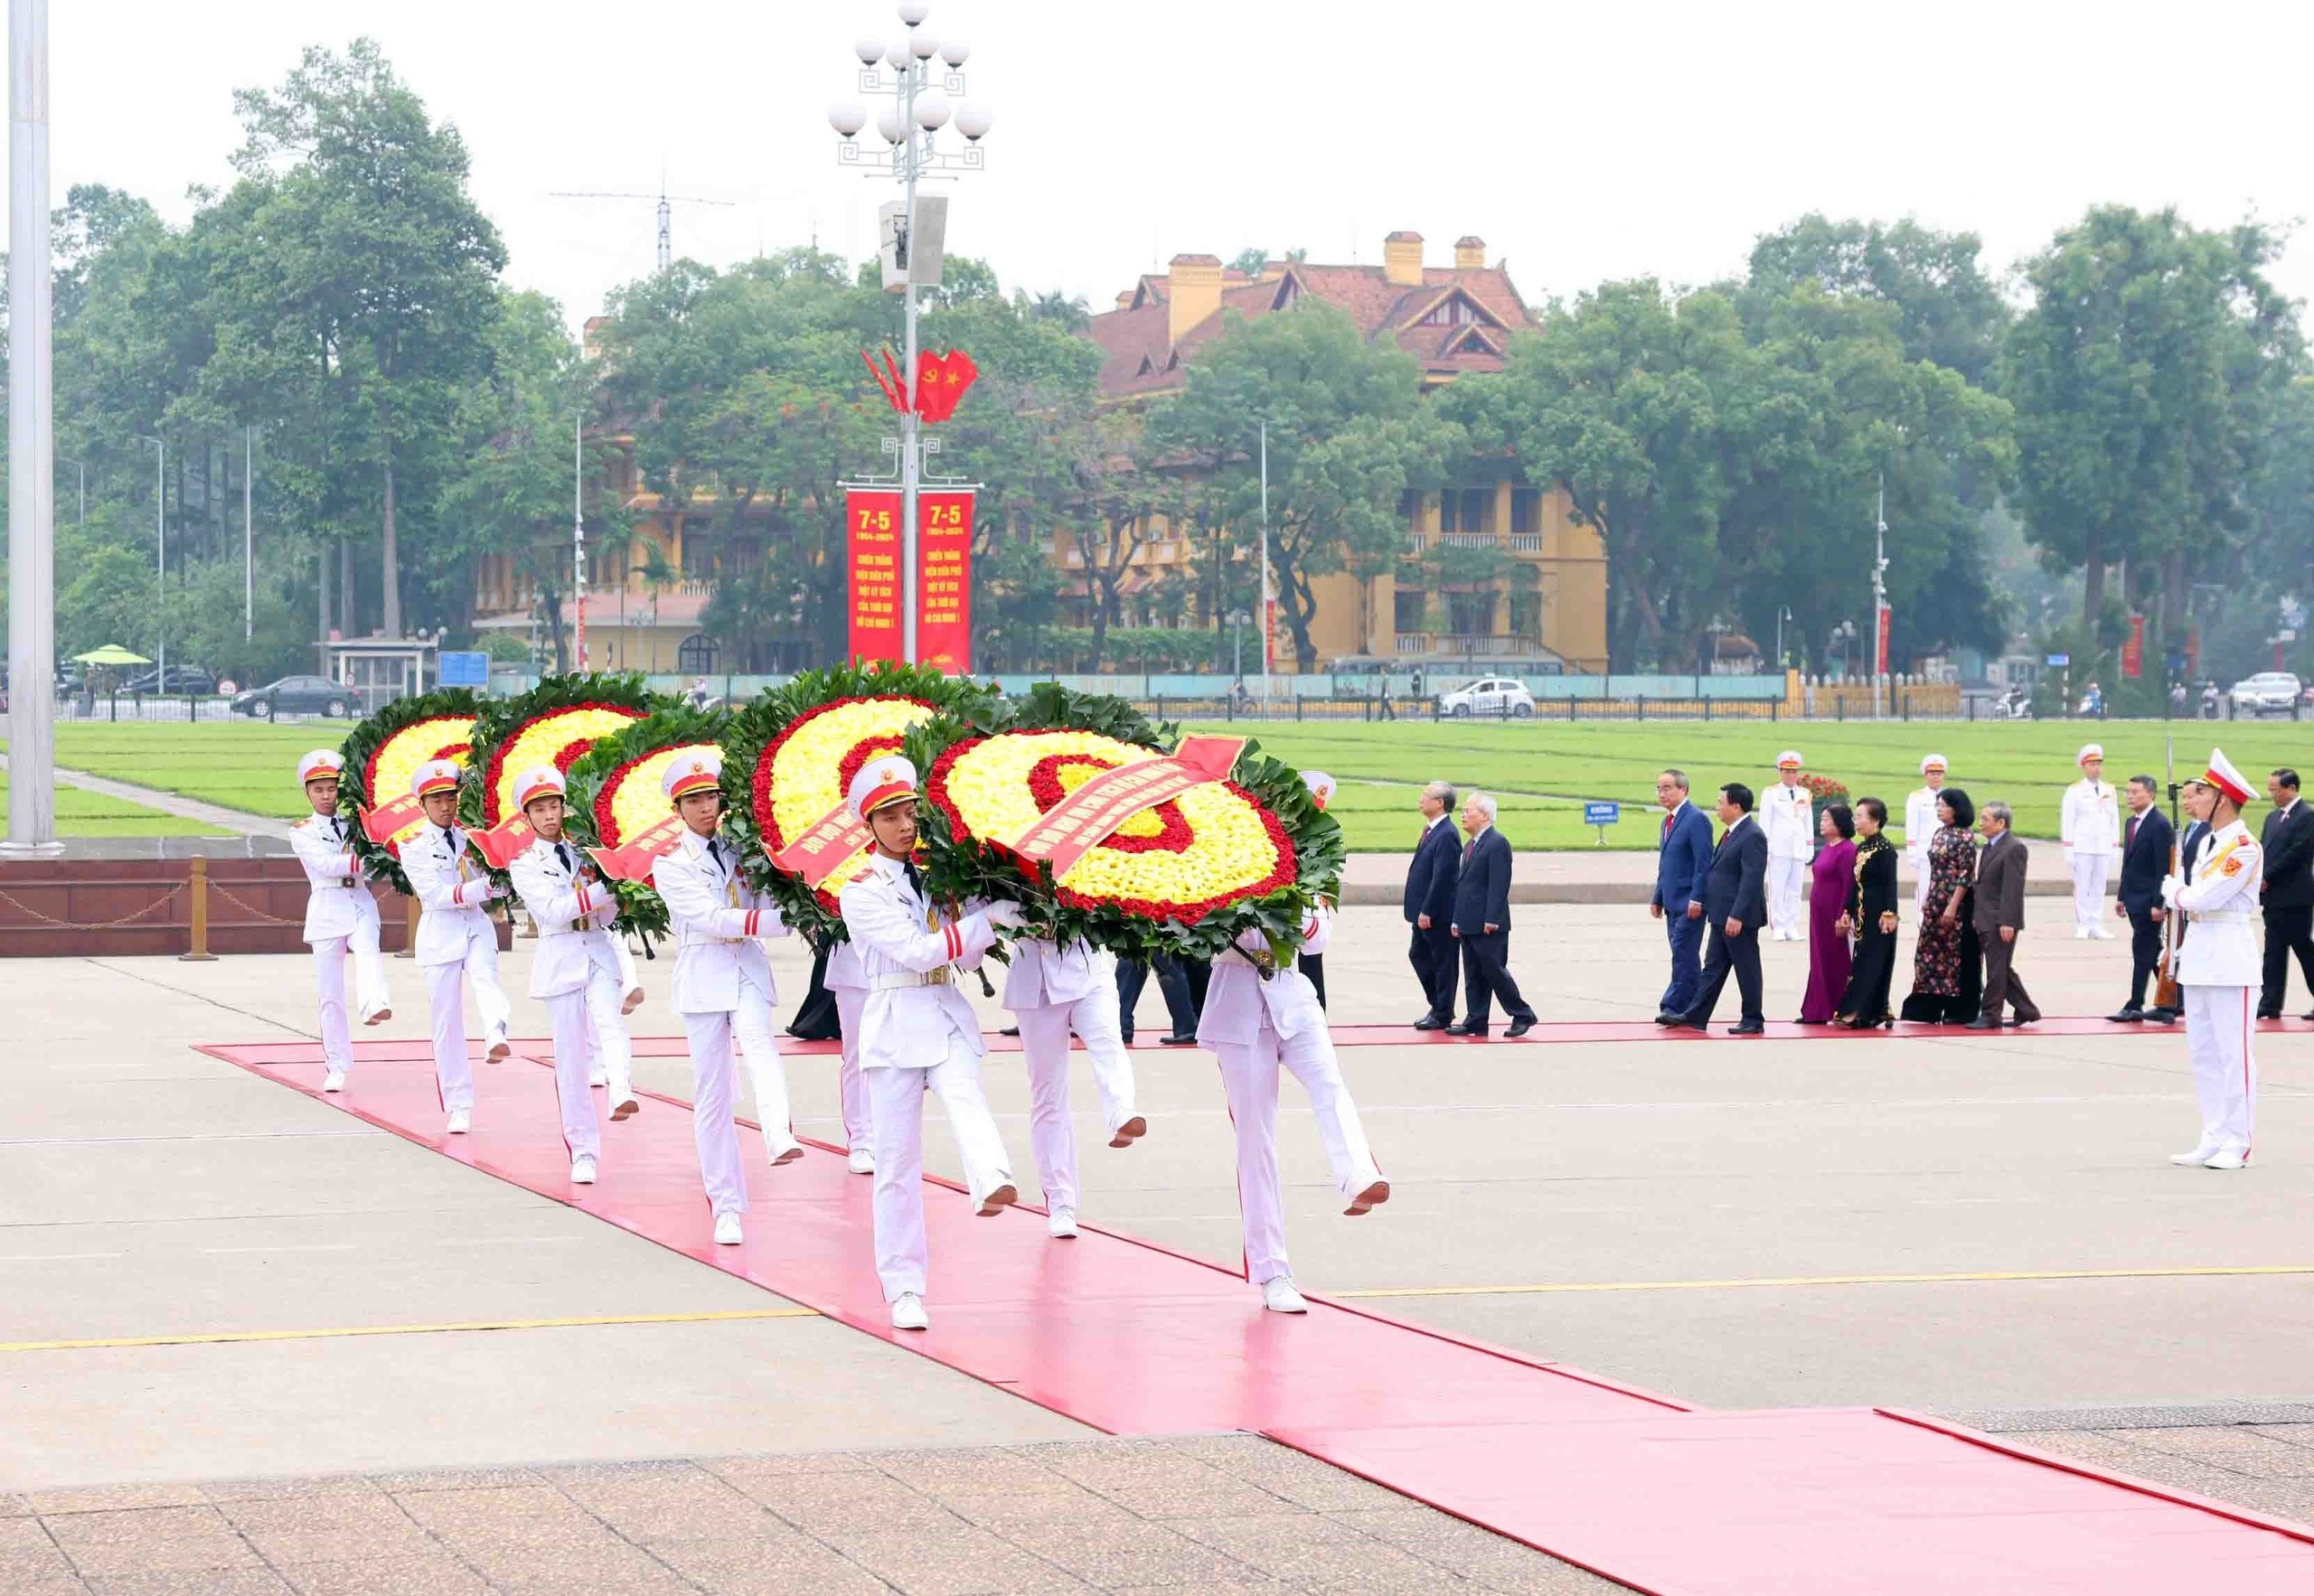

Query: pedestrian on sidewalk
1900;788;1982;1026
288;750;391;1094
1447;793;1536;1039
2110;775;2176;1024
1761;753;1813;941
1406;779;1463;1029
1798;803;1856;1024
1832;799;1899;1029
2255;767;2314;1019
1650;769;1712;1025
2062;746;2121;939
1970;802;2041;1029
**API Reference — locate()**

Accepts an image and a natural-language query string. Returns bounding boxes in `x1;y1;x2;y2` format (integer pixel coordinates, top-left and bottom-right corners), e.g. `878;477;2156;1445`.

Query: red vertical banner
1875;604;1892;675
2121;614;2145;679
917;489;974;673
847;489;903;663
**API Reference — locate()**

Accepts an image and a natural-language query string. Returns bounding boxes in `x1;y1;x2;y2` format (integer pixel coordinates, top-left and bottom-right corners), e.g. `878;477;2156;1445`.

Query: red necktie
2126;817;2138;850
1662;811;1674;842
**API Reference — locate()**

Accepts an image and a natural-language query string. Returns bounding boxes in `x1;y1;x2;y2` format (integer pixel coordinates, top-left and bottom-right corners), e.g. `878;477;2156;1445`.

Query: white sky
29;1;2314;332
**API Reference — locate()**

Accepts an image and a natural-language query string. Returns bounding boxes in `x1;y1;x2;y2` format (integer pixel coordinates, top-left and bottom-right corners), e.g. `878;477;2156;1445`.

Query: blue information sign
2045;652;2070;668
438;651;490;689
1584;801;1621;826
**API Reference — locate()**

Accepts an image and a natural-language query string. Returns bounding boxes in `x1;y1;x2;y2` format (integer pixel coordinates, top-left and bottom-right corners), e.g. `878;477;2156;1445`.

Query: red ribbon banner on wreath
772;802;874;890
588;814;691;884
1012;735;1246;878
466;813;537;873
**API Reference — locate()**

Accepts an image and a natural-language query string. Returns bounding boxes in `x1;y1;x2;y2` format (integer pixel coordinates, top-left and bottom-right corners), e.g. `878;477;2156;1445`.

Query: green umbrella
71;644;151;666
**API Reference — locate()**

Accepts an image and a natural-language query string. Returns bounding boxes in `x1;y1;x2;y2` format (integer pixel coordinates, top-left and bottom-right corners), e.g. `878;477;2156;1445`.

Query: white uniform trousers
586;939;644;1086
680;974;795;1216
423;937;511;1113
1211;1018;1381;1287
2071;853;2112;930
312;930;390;1074
2183;984;2257;1156
1766;858;1806;938
866;1050;1014;1301
833;988;873;1156
1908;856;1931;922
1013;991;1138;1213
541;988;604;1162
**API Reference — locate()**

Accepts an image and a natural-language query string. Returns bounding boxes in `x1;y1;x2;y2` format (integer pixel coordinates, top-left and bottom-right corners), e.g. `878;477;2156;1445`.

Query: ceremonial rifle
2155;735;2184;1011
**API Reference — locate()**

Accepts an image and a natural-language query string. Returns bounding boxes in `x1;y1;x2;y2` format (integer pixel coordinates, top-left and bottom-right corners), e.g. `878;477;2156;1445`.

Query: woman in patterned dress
1901;788;1983;1025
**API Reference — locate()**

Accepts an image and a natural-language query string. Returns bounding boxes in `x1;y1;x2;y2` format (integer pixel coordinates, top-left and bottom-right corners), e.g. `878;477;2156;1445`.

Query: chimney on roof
1453;236;1486;270
1115;289;1133;310
1383;230;1425;287
1167;253;1225;347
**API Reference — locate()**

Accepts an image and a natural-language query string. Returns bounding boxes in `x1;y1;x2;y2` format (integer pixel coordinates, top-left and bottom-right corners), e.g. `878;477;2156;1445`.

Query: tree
1744;214;2008;386
1152;304;1461;671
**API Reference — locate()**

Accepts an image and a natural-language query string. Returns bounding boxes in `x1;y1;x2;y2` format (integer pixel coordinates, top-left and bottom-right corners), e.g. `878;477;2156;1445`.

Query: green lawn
10;715;2308;851
1191;718;2314;850
0;772;227;837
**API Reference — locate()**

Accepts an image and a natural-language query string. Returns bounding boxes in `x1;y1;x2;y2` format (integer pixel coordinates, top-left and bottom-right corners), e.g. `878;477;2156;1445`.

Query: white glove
2159;875;2180;907
983;901;1029;930
484;879;510;901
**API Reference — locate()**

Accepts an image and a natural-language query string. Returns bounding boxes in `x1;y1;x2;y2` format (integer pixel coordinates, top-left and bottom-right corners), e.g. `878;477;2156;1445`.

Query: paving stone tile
1174;1444;1406;1514
869;1449;1071;1492
2248;1424;2314;1450
699;1454;880;1488
551;1471;771;1544
824;1524;1088;1596
735;1472;962;1535
2112;1427;2314;1477
930;1483;1139;1530
2160;1475;2314;1521
1083;1476;1308;1520
1170;1516;1391;1584
24;1487;212;1516
202;1479;384;1506
0;1536;80;1583
528;1460;709;1486
243;1525;442;1567
366;1468;546;1495
280;1556;494;1596
1105;1583;1300;1596
651;1536;896;1596
79;1571;293;1596
219;1494;425;1540
1460;1554;1640;1596
392;1486;598;1542
40;1508;257;1576
1;1493;41;1517
2000;1430;2170;1469
998;1519;1256;1587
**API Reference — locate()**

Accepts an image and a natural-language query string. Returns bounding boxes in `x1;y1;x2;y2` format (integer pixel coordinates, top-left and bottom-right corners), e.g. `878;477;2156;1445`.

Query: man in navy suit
1674;783;1769;1035
2109;775;2177;1023
1447;792;1536;1039
1650;768;1713;1024
1405;780;1462;1028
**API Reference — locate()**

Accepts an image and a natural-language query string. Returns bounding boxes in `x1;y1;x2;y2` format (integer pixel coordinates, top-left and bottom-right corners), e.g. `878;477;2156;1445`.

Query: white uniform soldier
1760;752;1814;941
1002;933;1145;1240
505;766;638;1185
399;759;513;1133
2062;744;2121;938
288;750;391;1094
2164;749;2263;1169
1903;755;1949;922
837;756;1025;1331
1199;906;1388;1314
653;751;798;1245
825;939;876;1174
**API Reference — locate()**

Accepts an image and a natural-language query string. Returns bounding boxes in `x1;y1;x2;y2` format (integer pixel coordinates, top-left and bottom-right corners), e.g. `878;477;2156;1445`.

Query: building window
681;535;713;579
677;634;719;675
1398;489;1424;524
1447;590;1497;634
1421;295;1479;326
1510;488;1539;537
1394;587;1428;632
1510;592;1542;640
1438;492;1457;533
1454;489;1491;535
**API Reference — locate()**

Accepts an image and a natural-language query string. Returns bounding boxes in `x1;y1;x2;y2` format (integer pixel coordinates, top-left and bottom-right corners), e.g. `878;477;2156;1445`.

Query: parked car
121;664;218;697
2228;671;2304;717
1436;676;1537;718
230;675;354;719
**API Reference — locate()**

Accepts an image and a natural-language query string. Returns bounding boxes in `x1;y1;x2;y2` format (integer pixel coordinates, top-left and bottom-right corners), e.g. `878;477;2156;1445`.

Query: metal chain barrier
204;880;311;929
0;884;184;931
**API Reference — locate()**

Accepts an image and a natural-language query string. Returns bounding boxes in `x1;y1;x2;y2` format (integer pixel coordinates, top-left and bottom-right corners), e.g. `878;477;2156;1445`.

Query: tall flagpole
573;414;588;670
1259;419;1271;713
5;0;57;853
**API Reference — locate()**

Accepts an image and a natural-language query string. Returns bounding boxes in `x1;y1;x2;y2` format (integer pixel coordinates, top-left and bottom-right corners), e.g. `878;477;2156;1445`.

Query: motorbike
1991;690;2033;721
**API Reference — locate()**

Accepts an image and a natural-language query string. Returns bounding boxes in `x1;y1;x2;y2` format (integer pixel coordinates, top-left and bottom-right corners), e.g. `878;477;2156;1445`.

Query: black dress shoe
2300;1009;2314;1022
1444;1021;1490;1037
1726;1020;1764;1036
2008;1014;2039;1027
2149;1008;2181;1024
1673;1019;1707;1032
1160;1032;1198;1046
1506;1018;1535;1037
2108;1008;2147;1023
1653;1011;1683;1026
1963;1017;2001;1030
2256;1009;2281;1021
999;1025;1021;1037
1412;1016;1448;1031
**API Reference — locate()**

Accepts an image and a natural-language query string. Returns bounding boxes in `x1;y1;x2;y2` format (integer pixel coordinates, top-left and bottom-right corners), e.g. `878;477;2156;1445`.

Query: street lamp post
5;0;56;852
829;4;992;666
1871;470;1890;719
140;436;165;691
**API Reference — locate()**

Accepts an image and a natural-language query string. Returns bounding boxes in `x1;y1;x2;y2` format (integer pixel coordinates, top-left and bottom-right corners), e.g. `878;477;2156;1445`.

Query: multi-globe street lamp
827;4;992;666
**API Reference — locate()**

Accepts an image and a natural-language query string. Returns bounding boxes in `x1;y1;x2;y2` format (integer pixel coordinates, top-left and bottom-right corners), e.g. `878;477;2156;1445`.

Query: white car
1436;676;1536;718
2228;671;2303;717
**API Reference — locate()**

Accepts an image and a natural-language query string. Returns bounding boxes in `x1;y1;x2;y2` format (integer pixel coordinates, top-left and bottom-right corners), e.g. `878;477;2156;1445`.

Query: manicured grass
1192;718;2314;849
0;773;227;837
20;724;331;819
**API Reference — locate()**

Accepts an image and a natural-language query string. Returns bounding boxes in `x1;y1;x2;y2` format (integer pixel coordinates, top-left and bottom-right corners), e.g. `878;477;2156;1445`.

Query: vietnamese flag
914;349;979;423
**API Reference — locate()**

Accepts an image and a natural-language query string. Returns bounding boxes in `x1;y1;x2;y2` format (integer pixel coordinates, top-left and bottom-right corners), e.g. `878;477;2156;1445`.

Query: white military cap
410;759;462;799
2202;747;2254;806
297;749;344;785
663;749;724;803
849;755;918;820
2077;743;2104;764
1776;750;1802;769
513;766;567;811
1302;770;1337;811
1919;753;1947;774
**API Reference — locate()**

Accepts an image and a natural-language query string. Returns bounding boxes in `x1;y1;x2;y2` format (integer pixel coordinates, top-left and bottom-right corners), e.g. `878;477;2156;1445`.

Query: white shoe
569;1154;597;1185
1047;1206;1079;1239
2074;926;2091;940
2169;1143;2220;1166
588;1067;608;1087
2204;1148;2251;1170
322;1068;346;1094
1261;1277;1309;1314
445;1108;471;1135
712;1213;743;1245
766;1138;804;1167
848;1148;876;1175
485;1035;512;1062
891;1292;928;1331
2090;926;2116;940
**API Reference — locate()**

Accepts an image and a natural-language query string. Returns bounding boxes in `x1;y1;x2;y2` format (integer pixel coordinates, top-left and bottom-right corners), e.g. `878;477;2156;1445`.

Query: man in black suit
2108;775;2176;1022
1674;783;1768;1035
1117;953;1201;1046
1447;791;1536;1039
1404;780;1462;1028
2258;766;2314;1019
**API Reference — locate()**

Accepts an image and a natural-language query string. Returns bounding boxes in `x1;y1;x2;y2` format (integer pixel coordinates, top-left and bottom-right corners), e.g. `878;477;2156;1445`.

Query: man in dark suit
2109;775;2176;1022
2257;766;2314;1019
1674;784;1768;1034
1117;953;1201;1046
1650;768;1714;1023
1969;801;2040;1028
1447;791;1536;1039
1404;780;1463;1028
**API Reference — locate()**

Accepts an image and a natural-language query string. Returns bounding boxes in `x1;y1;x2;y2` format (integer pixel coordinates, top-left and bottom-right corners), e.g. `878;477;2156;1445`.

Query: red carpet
201;1037;2314;1594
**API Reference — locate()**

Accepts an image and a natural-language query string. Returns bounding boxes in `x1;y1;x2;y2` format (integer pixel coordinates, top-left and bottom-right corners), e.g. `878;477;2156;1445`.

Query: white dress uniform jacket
1760;782;1814;938
2062;777;2123;932
289;812;390;1072
1904;786;1943;915
397;819;512;1112
2167;818;2264;1159
508;835;628;1159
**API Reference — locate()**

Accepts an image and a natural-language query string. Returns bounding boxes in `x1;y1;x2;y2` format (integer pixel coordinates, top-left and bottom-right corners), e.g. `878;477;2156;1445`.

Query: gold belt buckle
926;966;953;986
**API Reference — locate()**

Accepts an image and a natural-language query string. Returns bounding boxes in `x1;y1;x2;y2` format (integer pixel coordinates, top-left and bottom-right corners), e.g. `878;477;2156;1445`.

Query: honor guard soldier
1761;752;1813;941
824;939;876;1174
654;751;799;1245
400;759;513;1133
837;756;1025;1331
505;766;636;1185
2063;744;2121;937
289;750;391;1093
1002;925;1145;1242
2163;749;2263;1169
1199;905;1388;1314
1904;755;1949;921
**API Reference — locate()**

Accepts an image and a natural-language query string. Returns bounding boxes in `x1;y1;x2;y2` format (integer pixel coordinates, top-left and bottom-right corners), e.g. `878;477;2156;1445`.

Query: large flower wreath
909;682;1341;965
722;661;996;946
464;672;667;831
560;704;730;940
337;688;484;895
